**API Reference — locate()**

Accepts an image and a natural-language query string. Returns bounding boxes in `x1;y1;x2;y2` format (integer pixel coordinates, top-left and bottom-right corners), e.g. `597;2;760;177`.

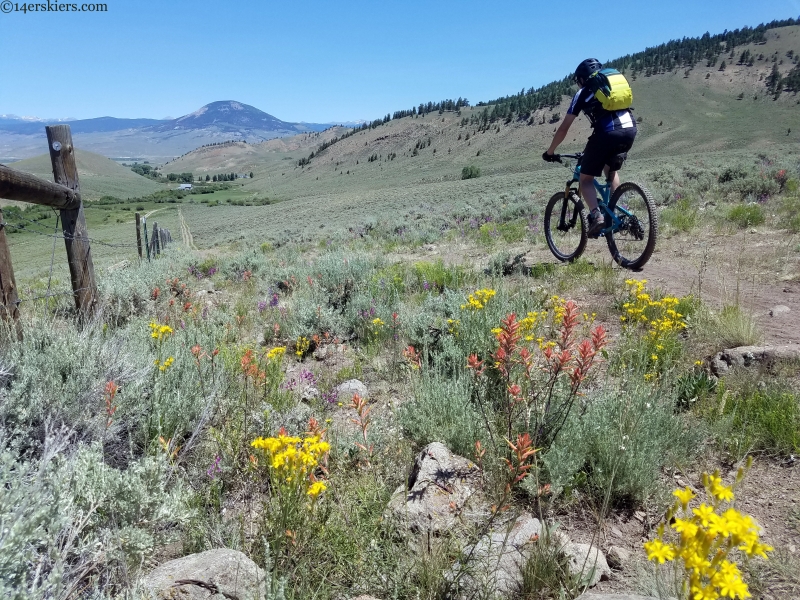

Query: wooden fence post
142;216;150;261
0;208;23;341
152;222;160;256
135;212;143;259
46;125;98;315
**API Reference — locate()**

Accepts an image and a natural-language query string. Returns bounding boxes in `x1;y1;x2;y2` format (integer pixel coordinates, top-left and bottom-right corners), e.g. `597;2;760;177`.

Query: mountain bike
543;152;657;270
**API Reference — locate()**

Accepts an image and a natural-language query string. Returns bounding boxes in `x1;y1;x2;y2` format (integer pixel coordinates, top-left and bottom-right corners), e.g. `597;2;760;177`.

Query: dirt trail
179;208;198;251
643;232;800;347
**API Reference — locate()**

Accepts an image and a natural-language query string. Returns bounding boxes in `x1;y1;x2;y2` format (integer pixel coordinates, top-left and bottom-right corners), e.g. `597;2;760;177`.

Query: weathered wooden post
152;222;160;256
142;216;150;261
0;208;23;341
46;125;98;315
135;212;143;259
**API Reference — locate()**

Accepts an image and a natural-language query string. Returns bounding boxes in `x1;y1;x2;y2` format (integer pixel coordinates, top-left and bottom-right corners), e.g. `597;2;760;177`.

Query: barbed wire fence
2;211;173;308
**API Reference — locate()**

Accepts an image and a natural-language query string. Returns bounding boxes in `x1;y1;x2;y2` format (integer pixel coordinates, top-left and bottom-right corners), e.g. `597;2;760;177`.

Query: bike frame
560;154;635;236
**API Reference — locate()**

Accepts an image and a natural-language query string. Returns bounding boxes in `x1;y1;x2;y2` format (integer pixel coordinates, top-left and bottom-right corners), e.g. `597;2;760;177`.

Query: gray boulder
710;344;800;376
449;513;542;599
563;542;611;588
385;442;487;536
606;545;632;570
336;379;369;400
141;548;269;600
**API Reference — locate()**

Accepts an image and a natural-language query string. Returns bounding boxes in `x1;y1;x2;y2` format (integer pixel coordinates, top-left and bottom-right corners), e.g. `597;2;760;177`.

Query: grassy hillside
7;148;164;200
163;26;799;209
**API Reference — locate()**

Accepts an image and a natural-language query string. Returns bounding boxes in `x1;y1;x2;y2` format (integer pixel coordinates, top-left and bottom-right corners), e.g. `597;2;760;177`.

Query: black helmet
575;58;602;82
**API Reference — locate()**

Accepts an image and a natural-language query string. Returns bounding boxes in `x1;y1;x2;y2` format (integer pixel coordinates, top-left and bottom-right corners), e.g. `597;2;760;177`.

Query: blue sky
0;0;798;123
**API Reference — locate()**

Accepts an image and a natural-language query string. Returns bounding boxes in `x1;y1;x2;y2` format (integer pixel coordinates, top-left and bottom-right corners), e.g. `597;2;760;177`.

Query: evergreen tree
766;62;782;93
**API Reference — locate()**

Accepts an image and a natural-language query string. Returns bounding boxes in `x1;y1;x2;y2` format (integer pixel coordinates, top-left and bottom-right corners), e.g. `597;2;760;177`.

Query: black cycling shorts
581;128;636;178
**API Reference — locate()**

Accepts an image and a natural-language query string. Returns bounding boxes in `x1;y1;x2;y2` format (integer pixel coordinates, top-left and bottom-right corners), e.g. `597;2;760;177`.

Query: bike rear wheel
605;181;657;270
544;190;587;262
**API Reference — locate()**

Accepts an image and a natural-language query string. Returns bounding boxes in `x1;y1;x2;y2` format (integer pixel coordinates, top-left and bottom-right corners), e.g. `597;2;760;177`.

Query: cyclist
542;58;637;237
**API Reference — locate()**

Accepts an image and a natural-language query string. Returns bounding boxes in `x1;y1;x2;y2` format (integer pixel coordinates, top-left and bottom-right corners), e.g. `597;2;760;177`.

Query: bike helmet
574;58;602;82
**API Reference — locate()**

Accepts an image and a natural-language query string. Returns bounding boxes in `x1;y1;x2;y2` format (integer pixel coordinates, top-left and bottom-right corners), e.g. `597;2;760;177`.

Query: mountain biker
542;58;637;237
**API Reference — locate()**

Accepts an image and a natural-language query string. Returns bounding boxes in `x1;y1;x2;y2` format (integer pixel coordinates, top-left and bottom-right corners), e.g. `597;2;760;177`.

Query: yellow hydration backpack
587;68;633;111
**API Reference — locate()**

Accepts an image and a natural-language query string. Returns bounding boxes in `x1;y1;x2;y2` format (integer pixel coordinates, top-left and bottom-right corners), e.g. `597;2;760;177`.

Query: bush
727;204;765;228
661;198;698;232
461;165;481;180
0;429;190;598
399;369;482;457
544;382;697;507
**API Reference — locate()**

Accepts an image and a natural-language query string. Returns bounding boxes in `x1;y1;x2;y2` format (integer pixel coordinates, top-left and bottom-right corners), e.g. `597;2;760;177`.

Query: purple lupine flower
207;455;222;479
322;389;339;404
258;300;268;313
269;293;279;307
300;369;316;385
202;306;208;319
423;280;430;291
207;266;217;276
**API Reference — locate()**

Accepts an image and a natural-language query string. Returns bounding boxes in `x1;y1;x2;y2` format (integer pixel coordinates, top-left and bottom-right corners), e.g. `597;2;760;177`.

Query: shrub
461;165;481;180
544;382;697;507
0;429;191;598
399;369;482;457
661;198;699;232
778;193;800;233
727;204;765;228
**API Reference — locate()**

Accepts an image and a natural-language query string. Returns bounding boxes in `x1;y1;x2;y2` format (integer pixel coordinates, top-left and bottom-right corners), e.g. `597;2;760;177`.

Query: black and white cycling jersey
567;87;636;134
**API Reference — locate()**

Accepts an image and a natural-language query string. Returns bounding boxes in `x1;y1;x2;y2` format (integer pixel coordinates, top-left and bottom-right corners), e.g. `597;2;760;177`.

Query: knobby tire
544;191;587;263
605;181;658;270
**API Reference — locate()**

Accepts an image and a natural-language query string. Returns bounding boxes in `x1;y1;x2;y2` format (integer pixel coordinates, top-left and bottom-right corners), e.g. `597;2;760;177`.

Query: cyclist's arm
546;113;576;155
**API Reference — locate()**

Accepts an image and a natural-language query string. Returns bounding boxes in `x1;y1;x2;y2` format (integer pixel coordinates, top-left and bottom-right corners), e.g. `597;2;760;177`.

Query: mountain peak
167;101;290;132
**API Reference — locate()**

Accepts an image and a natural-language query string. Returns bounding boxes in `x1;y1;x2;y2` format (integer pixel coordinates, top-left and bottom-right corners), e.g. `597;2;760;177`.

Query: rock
141;548;267;600
385;442;487;536
769;305;790;316
563;542;611;588
710;344;800;376
301;385;320;402
448;513;542;599
336;379;368;400
606;545;631;570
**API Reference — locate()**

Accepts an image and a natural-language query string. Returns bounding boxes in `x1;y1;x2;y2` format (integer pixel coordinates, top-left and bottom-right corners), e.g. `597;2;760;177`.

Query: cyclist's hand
542;152;561;163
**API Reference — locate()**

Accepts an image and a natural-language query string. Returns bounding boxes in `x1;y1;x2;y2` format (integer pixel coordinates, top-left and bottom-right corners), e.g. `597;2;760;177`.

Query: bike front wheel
605;181;658;270
544;190;587;262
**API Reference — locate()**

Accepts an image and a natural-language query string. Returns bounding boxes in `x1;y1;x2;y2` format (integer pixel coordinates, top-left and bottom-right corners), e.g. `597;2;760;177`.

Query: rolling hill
6;149;164;200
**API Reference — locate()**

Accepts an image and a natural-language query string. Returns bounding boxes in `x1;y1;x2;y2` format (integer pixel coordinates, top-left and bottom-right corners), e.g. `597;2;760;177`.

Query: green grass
728;203;766;228
708;378;800;458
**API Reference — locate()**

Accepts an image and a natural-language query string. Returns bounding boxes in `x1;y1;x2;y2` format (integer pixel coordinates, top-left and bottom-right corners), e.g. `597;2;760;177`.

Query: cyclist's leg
602;166;621;194
603;128;637;195
580;133;606;210
580;174;599;210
